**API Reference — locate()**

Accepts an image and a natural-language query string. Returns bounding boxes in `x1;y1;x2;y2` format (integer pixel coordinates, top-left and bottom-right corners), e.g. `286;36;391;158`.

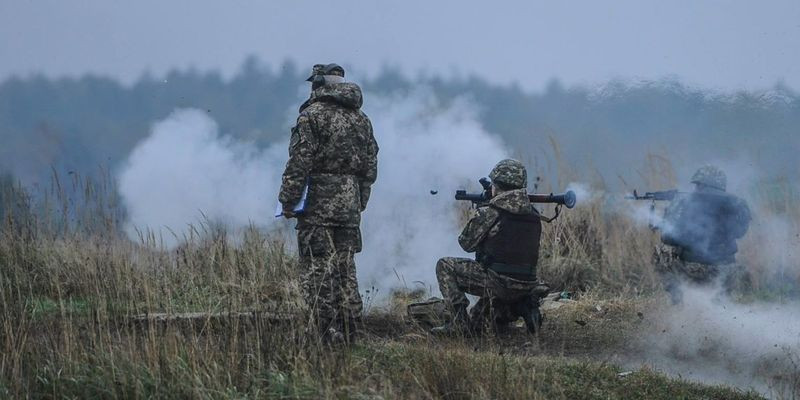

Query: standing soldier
279;63;378;344
432;159;546;336
654;165;751;304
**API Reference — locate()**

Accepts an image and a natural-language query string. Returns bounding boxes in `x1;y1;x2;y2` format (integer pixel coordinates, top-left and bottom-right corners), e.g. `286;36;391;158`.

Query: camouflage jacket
458;189;538;253
279;83;379;227
661;188;750;265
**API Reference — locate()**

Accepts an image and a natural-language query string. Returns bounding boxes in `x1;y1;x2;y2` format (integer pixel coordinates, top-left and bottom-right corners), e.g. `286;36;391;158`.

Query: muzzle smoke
565;182;602;207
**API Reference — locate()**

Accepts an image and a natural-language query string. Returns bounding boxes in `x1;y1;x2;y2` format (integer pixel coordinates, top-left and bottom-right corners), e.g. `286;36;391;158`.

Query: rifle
625;189;680;201
625;189;683;230
455;177;576;222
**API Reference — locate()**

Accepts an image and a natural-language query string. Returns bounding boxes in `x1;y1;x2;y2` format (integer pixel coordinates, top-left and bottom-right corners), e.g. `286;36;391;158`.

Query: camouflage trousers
436;257;540;324
653;244;750;304
297;224;363;333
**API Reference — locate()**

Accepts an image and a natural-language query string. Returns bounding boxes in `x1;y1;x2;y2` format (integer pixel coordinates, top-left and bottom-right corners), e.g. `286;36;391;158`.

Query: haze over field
2;1;799;91
2;1;799;190
1;2;799;398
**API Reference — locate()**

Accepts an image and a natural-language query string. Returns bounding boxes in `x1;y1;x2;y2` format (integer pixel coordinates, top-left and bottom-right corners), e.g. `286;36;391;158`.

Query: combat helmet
690;165;727;192
489;159;527;189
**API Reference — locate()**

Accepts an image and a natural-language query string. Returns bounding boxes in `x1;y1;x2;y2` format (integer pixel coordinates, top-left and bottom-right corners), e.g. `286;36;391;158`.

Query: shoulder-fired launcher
455;177;577;209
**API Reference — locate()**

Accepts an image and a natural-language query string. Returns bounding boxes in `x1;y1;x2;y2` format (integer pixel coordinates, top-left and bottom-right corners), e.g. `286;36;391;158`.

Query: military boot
322;327;346;347
317;317;345;347
517;295;543;335
430;306;472;337
342;317;361;345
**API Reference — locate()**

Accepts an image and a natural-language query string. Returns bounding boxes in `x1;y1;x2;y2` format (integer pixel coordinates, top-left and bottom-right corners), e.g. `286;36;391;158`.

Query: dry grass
1;164;796;398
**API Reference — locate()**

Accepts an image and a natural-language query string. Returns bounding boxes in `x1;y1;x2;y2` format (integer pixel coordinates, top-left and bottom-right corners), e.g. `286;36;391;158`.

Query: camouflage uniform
279;65;378;338
436;257;545;329
654;165;751;303
435;159;544;334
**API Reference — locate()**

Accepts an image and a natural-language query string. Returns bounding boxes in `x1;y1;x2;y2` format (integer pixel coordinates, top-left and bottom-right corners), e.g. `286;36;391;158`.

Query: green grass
19;338;764;400
361;342;763;400
26;297;92;320
0;231;769;399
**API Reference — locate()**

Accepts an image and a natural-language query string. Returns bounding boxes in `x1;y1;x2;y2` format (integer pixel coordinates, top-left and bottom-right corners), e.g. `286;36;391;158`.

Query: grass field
1;169;798;399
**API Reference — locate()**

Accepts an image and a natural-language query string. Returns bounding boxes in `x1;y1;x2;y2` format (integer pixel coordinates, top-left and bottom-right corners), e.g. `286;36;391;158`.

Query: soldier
279;63;378;344
432;159;545;336
654;165;751;304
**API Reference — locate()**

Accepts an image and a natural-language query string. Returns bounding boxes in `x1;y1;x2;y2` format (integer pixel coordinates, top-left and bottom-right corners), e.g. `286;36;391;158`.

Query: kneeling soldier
654;165;751;304
432;159;544;335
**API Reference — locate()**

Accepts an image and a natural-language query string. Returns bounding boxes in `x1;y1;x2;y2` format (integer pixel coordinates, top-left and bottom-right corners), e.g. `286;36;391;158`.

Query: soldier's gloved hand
281;207;297;219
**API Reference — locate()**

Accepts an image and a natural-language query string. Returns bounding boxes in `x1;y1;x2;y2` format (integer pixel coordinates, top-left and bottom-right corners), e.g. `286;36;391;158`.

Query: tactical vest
478;208;542;280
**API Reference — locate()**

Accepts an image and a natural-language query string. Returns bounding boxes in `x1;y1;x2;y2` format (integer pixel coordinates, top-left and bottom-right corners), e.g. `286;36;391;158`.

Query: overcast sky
2;0;799;91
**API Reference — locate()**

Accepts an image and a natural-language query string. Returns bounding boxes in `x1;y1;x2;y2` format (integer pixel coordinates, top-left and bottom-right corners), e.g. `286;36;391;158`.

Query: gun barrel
454;190;488;202
528;190;577;209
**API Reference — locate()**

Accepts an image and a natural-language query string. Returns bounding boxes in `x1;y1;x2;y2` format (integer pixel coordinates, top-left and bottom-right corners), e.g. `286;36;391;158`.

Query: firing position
432;159;549;336
639;165;751;303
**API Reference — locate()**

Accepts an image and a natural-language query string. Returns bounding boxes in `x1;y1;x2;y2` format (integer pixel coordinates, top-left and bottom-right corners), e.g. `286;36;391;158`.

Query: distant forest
1;56;799;189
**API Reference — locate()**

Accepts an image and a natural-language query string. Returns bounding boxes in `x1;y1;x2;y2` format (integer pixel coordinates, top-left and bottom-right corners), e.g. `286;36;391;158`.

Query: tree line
1;56;798;191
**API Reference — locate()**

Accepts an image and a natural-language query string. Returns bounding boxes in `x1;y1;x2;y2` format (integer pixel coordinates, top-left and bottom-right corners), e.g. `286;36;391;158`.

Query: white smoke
118;91;508;295
627;200;673;233
632;284;800;398
118;109;287;244
616;162;800;397
358;91;508;296
744;213;800;288
565;182;603;207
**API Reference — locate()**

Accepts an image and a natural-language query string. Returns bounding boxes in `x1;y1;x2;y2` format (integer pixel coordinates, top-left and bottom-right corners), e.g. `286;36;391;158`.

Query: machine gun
455;177;576;222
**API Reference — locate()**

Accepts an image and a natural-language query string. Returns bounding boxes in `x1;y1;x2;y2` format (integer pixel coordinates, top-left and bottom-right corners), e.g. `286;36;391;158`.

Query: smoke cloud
632;284;800;398
565;182;602;207
357;92;508;295
118;90;508;295
618;162;800;397
118;109;287;244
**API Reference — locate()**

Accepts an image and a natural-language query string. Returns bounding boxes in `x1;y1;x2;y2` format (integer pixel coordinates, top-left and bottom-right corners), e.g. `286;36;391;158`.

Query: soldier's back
298;83;377;228
663;191;750;265
302;83;373;175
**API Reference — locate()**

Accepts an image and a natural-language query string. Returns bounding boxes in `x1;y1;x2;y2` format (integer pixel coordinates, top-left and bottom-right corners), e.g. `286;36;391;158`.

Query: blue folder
275;183;308;218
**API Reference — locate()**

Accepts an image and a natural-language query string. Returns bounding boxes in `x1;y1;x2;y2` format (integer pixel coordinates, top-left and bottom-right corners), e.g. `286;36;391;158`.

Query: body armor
478;207;542;279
